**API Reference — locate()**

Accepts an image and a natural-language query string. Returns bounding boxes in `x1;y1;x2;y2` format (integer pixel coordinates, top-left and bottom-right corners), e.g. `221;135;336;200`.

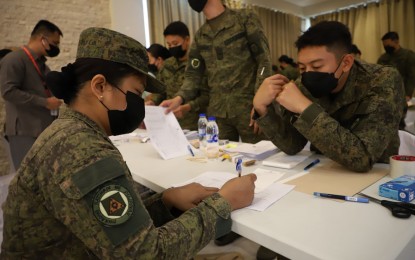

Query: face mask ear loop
333;55;346;79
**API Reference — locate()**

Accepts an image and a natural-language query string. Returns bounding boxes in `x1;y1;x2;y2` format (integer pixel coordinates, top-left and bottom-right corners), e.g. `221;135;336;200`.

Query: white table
116;140;415;260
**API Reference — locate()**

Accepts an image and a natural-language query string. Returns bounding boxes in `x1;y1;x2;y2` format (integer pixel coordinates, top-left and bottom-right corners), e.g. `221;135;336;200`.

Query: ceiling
246;0;374;17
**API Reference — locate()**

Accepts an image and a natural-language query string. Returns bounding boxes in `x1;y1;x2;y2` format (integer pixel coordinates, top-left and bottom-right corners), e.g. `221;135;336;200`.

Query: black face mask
384;46;395;54
169;45;187;59
188;0;207;12
301;58;344;98
101;89;145;136
42;38;60;57
148;63;158;74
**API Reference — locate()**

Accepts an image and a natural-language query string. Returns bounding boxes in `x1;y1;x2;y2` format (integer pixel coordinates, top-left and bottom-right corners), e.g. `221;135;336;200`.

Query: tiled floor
198;237;260;260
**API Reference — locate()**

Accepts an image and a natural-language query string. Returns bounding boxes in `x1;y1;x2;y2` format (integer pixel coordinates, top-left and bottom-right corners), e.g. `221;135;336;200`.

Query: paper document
253;168;285;193
224;140;279;160
262;151;312;169
246;183;295;211
144;106;190;160
173;171;294;212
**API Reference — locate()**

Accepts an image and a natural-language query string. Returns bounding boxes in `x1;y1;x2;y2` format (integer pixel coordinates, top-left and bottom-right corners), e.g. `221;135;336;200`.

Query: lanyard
21;46;51;97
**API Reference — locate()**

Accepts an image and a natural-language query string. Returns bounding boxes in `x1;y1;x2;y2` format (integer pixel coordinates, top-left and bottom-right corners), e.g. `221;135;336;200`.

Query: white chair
398;130;415;155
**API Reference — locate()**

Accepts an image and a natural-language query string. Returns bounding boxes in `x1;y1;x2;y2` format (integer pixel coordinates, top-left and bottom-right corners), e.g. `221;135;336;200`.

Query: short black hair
350;44;361;55
163;21;189;38
295;21;352;59
147;44;171;60
381;32;399;41
31;20;63;37
278;55;296;66
0;48;12;60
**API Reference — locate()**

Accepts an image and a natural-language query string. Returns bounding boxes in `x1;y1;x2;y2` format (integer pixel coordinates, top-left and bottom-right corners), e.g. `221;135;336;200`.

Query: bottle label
207;134;218;143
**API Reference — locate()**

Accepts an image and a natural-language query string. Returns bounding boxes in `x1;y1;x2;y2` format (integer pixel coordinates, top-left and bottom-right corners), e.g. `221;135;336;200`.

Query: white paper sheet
144;106;191;160
246;183;295;211
224;140;279;160
172;171;294;212
253;168;285;193
262;151;312;169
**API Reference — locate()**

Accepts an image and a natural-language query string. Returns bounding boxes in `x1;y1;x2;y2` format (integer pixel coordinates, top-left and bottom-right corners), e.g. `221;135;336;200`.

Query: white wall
110;0;149;46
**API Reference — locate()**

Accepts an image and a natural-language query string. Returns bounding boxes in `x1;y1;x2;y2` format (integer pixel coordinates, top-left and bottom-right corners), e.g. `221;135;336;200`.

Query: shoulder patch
93;184;134;226
191;58;201;69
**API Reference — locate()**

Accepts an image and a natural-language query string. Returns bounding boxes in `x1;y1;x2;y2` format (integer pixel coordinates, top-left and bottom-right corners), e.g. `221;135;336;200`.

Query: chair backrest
398;130;415;155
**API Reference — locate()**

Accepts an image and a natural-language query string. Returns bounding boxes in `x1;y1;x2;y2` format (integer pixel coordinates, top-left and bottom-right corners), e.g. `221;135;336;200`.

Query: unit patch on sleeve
93;184;134;226
191;58;200;69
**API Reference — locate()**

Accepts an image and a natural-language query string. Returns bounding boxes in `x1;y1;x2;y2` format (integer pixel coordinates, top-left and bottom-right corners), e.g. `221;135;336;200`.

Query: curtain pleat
147;0;302;66
311;0;415;63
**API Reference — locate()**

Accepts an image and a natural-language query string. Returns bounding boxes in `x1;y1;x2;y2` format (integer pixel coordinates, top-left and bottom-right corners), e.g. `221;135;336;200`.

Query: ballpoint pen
314;192;369;203
304;159;320;171
187;145;195;157
236;158;242;177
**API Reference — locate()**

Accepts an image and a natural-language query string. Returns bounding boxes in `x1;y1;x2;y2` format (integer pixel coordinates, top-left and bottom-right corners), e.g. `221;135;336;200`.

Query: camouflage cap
76;27;165;93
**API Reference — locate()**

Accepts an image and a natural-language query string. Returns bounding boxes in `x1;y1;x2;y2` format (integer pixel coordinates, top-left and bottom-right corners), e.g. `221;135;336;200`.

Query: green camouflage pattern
377;47;415;97
0;95;10;175
77;27;165;94
153;57;208;130
280;64;300;81
257;61;405;172
1;108;232;259
175;8;272;141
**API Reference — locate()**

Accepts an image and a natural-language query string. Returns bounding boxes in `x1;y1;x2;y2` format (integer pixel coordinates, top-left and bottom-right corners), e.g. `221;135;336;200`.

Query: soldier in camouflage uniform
377;32;415;100
149;21;208;131
278;55;300;81
0;27;256;259
254;21;405;173
253;21;406;259
161;0;272;143
0;49;12;176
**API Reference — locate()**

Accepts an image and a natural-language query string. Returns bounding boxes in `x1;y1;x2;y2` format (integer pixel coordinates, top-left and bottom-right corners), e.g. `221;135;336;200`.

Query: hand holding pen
236;158;242;177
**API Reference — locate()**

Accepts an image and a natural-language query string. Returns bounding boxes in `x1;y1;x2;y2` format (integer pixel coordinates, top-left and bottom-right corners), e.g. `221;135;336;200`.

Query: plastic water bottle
206;116;219;159
198;113;208;149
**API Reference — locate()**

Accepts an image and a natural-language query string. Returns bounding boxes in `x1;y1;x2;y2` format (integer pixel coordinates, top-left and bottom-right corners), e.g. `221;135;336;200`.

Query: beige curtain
148;0;302;65
251;6;303;65
147;0;205;46
311;0;415;63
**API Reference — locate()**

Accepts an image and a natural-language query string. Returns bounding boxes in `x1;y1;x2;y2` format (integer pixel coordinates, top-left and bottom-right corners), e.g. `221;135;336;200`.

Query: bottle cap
208;116;216;121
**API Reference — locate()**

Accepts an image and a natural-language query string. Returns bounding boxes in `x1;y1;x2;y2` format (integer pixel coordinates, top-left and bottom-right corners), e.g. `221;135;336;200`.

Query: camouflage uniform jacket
256;61;405;172
1;108;232;259
280;64;300;81
377;47;415;97
153;56;208;130
176;7;272;118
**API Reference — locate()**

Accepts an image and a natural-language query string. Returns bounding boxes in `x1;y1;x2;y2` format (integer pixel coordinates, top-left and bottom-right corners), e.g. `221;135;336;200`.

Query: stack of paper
173;171;295;212
224;140;279;160
262;151;312;169
144;106;191;160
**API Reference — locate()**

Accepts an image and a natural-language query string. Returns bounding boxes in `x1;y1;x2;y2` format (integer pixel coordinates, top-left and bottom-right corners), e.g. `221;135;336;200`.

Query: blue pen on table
313;192;369;203
304;159;320;171
187;145;195;157
236;158;242;177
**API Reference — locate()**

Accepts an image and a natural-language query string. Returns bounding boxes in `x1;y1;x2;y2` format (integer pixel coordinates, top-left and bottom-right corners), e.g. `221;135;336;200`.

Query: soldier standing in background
0;49;12;176
377;32;415;129
147;21;209;131
161;0;273;143
278;55;300;81
377;32;415;101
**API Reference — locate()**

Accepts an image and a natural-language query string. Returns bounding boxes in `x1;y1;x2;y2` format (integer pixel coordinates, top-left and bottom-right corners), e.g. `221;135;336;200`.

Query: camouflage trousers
216;113;267;144
0;136;11;176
